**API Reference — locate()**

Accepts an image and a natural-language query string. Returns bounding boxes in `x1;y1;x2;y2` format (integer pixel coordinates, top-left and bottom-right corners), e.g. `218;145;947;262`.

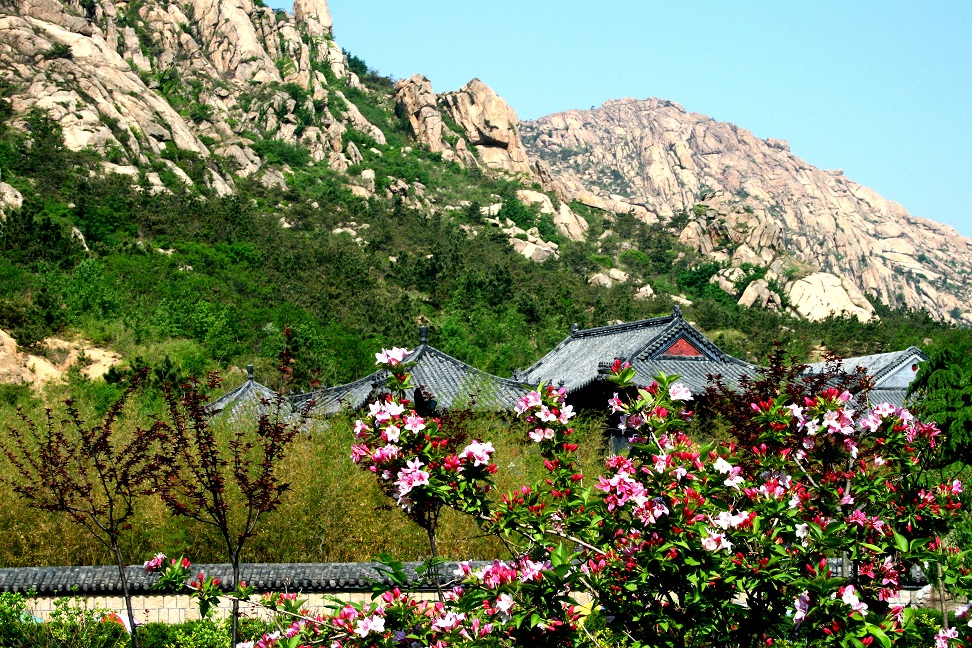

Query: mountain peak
522;99;972;323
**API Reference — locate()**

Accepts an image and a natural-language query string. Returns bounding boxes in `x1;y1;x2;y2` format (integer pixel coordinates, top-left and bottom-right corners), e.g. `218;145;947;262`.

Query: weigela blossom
668;382;693;401
840;584;868;616
143;552;166;572
375;347;409;366
792;591;810;628
459;440;495;467
514;391;542;414
354;614;386;637
395;458;430;503
701;530;732;552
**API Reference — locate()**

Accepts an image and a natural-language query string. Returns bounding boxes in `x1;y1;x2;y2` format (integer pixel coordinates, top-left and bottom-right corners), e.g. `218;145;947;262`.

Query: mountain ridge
520;96;972;323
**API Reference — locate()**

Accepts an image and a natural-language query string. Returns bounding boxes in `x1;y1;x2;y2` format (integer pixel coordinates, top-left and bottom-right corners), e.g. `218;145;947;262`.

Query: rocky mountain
0;0;967;333
521;98;972;323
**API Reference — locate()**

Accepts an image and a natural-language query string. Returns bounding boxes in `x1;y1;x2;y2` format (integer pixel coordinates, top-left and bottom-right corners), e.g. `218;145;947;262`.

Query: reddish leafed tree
152;334;308;647
1;371;159;646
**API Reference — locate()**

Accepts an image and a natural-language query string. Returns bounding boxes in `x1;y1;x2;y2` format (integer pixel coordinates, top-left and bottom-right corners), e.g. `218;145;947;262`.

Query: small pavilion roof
519;306;758;397
293;328;530;415
804;346;928;408
205;365;285;422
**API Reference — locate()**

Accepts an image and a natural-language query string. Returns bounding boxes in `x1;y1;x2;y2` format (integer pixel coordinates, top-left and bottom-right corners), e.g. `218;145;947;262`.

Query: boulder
0;182;23;211
737;279;781;311
607;268;629;283
634;284;655;300
709;267;746;297
516;189;555;214
589;273;612;289
511;238;557;262
439;79;533;176
786;272;876;322
394;75;448;154
553;203;589;242
360;169;376;192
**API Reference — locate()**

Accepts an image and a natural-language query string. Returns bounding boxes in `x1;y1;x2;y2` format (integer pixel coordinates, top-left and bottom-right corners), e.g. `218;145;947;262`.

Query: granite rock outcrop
522;98;972;322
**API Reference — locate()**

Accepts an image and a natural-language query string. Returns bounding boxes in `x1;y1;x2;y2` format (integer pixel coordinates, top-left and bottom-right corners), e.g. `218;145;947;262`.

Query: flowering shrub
153;350;972;648
350;349;497;546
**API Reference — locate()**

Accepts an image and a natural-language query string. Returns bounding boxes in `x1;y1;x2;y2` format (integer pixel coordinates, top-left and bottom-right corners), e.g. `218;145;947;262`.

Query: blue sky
269;1;972;237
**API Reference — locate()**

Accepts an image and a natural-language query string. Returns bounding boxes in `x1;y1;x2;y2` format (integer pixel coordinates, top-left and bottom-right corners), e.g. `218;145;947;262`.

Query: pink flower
792;591;810;628
935;627;958;648
382;424;401;443
653;454;669;473
529;427;555;443
404;414;426;434
701;530;732;552
375;347;409;366
608;393;625;414
459;440;495;467
354;614;386;637
841;584;868;616
712;457;733;474
350;444;370;463
537;405;558;423
431;611;466;632
395;459;430;503
514;391;542;414
143;552;166;572
495;593;514;613
669;382;693;401
353;420;369;438
371;445;399;464
518;558;551;582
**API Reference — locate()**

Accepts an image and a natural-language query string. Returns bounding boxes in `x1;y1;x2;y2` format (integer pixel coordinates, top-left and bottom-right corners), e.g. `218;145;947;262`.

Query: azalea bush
153;350;971;648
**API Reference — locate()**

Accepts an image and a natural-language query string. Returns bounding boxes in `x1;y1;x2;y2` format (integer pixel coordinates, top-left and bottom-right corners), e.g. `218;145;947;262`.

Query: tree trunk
112;544;140;648
425;510;445;603
231;555;241;648
940;563;950;629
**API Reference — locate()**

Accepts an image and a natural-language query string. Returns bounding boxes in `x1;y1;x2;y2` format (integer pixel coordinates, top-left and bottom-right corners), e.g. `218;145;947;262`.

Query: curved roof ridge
419;345;529;388
205;378;279;415
571;314;674;338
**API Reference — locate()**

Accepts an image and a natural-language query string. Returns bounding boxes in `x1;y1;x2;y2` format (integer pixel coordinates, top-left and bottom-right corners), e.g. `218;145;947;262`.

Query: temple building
517;306;759;410
206;311;928;419
804;346;929;408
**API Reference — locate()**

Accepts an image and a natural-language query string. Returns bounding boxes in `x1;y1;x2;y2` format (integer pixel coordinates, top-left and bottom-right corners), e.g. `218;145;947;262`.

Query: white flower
713;457;733;474
668;382;693;401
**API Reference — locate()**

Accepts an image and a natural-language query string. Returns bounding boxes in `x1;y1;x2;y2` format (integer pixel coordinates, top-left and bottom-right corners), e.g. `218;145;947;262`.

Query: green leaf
893;530;909;553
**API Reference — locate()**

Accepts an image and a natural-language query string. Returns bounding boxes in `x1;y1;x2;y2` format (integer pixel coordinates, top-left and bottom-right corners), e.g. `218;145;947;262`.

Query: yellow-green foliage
0;389;608;566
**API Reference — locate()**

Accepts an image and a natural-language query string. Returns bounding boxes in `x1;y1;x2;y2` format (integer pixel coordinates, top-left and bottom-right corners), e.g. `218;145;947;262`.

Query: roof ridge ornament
570;323;579;336
671;304;682;319
419;325;428;345
247;364;254;381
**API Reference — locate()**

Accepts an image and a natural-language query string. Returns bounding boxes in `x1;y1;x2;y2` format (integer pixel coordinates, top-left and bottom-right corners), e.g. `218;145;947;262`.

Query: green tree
908;347;972;465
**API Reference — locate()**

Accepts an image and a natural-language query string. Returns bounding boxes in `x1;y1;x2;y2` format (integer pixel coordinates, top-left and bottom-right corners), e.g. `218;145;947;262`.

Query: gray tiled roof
866;389;910;409
205;365;286;423
293;344;531;415
805;347;928;403
0;562;486;595
805;347;927;385
520;311;758;396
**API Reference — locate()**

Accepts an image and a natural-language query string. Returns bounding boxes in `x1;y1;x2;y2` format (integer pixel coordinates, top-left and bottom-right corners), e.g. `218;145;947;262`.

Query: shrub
43;42;73;60
249;139;310;168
